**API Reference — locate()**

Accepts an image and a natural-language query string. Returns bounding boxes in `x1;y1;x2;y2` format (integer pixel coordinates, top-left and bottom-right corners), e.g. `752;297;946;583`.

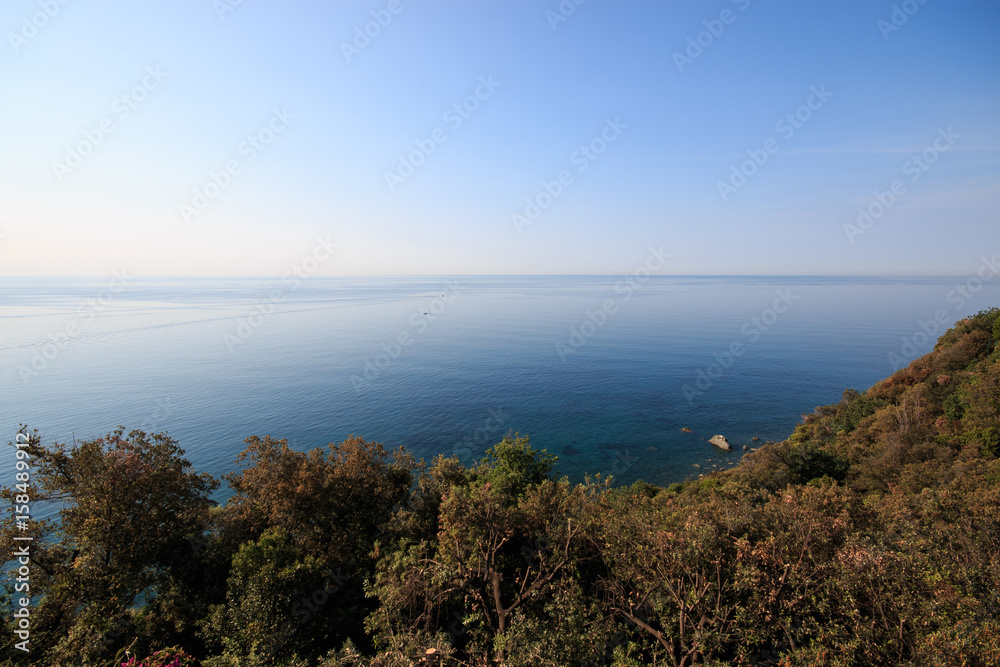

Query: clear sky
1;0;997;276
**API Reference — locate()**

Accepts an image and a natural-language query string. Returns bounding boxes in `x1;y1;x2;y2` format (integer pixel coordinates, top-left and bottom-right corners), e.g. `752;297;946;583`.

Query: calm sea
2;275;998;501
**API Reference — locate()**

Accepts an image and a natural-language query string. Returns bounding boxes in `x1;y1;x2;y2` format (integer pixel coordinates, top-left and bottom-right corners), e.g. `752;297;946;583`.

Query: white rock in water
709;435;733;451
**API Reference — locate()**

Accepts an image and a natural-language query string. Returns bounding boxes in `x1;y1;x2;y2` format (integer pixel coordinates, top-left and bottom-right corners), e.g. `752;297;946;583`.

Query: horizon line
0;273;985;280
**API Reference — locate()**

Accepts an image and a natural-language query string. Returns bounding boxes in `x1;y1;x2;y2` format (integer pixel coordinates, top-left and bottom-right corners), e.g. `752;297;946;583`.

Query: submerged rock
681;427;692;433
709;435;733;451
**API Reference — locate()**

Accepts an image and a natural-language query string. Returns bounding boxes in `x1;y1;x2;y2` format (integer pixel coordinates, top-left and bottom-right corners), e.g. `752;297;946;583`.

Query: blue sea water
1;275;998;501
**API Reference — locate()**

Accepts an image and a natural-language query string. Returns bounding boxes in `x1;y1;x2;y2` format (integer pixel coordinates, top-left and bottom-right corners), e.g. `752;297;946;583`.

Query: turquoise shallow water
2;275;998;500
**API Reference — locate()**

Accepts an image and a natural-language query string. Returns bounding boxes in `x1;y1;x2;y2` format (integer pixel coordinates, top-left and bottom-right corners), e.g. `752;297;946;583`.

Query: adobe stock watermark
351;280;463;394
179;107;293;224
51;66;168;182
451;407;510;466
842;126;957;244
598;448;638;484
139;397;175;434
7;0;72;53
556;246;670;362
223;236;338;352
580;627;648;667
384;75;501;192
99;615;132;655
340;0;406;63
11;430;32;653
682;288;798;403
213;0;247;21
716;84;832;202
545;0;586;31
17;270;132;384
878;0;930;41
511;117;627;234
888;254;998;369
672;0;751;73
260;570;351;660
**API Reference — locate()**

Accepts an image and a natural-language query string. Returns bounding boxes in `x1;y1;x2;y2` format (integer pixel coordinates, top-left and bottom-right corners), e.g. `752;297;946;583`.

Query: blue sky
0;0;997;276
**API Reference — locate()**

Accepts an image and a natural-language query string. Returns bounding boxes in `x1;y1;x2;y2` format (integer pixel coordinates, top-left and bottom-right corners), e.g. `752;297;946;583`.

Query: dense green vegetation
3;308;999;666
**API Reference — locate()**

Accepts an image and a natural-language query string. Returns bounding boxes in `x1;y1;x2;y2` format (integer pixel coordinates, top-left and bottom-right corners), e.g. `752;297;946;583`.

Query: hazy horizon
3;272;997;278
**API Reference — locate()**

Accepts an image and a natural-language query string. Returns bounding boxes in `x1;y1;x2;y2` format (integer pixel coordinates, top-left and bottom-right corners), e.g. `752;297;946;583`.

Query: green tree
367;439;602;665
474;433;557;498
0;427;217;665
203;528;344;666
219;434;413;570
214;434;414;653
